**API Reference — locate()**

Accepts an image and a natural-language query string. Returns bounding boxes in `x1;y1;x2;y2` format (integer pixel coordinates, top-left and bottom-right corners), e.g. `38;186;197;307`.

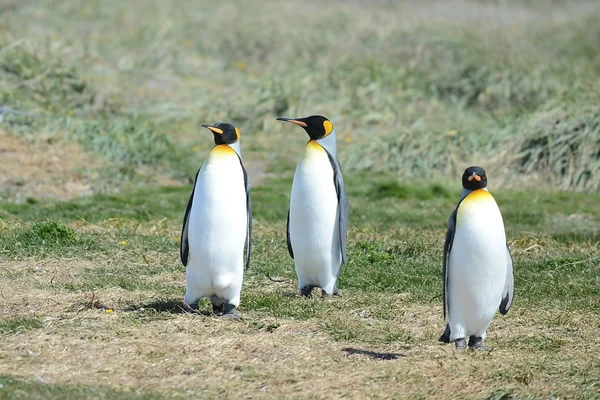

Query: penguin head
201;122;240;145
462;166;488;190
276;115;334;140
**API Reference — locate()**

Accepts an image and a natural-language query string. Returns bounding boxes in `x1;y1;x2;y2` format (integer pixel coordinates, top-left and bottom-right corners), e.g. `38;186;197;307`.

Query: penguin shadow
278;291;338;299
123;299;212;317
341;347;405;361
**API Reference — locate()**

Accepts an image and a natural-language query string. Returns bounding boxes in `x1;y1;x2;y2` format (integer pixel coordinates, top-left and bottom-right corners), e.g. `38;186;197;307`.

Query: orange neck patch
462;189;493;205
306;140;325;151
210;144;236;156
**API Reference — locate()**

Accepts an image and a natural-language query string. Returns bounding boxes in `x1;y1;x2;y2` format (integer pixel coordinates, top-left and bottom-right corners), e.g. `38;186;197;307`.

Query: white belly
289;141;340;291
185;146;247;304
448;190;507;340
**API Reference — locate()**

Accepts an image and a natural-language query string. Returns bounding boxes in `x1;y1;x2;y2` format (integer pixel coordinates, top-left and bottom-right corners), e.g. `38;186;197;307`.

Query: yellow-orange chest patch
303;140;326;157
457;189;496;218
210;144;237;159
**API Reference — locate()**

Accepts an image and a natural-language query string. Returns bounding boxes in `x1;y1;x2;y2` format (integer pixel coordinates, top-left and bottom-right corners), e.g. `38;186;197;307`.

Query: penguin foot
439;324;451;343
455;338;467;350
468;336;489;351
212;303;224;315
321;289;340;296
221;303;240;320
300;286;315;297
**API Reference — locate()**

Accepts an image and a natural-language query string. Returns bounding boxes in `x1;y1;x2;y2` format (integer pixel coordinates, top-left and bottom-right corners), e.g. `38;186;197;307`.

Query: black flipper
499;243;514;314
286;209;294;259
325;151;349;265
443;205;459;320
237;153;252;270
180;169;200;266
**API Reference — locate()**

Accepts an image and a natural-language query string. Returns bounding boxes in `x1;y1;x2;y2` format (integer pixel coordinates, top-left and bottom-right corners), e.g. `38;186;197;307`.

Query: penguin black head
462;166;488;190
201;122;240;145
276;115;333;140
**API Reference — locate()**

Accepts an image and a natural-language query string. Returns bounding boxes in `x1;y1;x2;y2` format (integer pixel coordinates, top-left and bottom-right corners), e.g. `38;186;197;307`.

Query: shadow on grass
277;288;340;298
342;347;405;360
124;299;211;316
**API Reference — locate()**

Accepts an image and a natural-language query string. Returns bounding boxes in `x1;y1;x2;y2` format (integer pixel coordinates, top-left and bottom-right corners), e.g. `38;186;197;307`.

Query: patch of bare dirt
0;131;100;202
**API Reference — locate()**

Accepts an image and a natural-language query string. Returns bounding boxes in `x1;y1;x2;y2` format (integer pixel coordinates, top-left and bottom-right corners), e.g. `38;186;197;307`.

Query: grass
2;0;600;192
0;316;43;336
0;0;599;398
0;376;163;400
0;182;598;398
0;221;101;259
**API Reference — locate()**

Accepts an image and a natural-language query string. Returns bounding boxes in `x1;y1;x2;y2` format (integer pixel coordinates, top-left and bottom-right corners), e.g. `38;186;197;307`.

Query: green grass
2;0;600;192
0;221;101;259
0;1;599;399
0;376;163;400
3;175;600;231
0;187;190;223
0;316;43;336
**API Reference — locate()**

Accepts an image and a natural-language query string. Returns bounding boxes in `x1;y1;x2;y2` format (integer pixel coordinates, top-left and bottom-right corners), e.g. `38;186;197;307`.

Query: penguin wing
238;155;252;270
442;207;458;320
180;169;200;267
499;244;514;314
326;152;349;265
286;209;294;259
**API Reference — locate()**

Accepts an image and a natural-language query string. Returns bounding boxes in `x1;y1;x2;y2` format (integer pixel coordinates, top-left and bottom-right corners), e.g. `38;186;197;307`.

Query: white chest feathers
448;189;508;339
453;189;507;263
289;140;341;290
188;145;247;272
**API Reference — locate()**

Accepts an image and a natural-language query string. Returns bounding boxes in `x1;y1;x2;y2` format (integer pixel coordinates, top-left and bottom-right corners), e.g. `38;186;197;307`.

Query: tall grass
1;0;599;190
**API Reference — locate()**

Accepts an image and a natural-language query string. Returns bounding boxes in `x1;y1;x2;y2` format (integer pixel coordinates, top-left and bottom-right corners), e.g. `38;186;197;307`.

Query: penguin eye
323;120;333;136
235;127;240;141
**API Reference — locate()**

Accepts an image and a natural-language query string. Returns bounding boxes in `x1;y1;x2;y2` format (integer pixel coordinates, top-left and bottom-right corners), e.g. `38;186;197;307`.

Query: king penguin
180;122;252;319
439;166;514;350
276;115;349;297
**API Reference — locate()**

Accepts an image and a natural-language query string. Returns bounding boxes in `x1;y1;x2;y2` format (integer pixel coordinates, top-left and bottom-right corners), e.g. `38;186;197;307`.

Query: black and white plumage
277;115;349;297
439;166;514;350
180;122;252;318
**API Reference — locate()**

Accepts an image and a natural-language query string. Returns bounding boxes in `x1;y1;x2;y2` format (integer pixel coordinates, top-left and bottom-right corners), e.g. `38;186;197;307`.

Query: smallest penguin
180;122;251;319
439;166;514;350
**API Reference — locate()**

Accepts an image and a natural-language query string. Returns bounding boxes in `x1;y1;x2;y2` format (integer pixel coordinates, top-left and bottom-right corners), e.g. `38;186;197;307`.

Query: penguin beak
201;123;224;134
467;172;482;182
276;117;307;128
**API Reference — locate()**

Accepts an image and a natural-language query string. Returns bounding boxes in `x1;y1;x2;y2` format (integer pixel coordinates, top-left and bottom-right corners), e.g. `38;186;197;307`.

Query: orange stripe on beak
201;124;224;134
287;119;307;127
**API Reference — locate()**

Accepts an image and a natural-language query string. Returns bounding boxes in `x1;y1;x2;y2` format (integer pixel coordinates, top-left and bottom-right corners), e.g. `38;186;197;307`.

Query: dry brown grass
1;252;598;399
0;131;100;202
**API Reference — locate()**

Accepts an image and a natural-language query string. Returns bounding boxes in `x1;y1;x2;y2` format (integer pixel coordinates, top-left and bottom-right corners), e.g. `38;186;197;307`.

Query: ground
0;131;98;202
0;1;599;399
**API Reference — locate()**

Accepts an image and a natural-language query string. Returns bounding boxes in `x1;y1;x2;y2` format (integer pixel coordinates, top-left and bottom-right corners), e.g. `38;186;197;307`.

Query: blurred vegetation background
1;2;599;398
1;0;599;196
